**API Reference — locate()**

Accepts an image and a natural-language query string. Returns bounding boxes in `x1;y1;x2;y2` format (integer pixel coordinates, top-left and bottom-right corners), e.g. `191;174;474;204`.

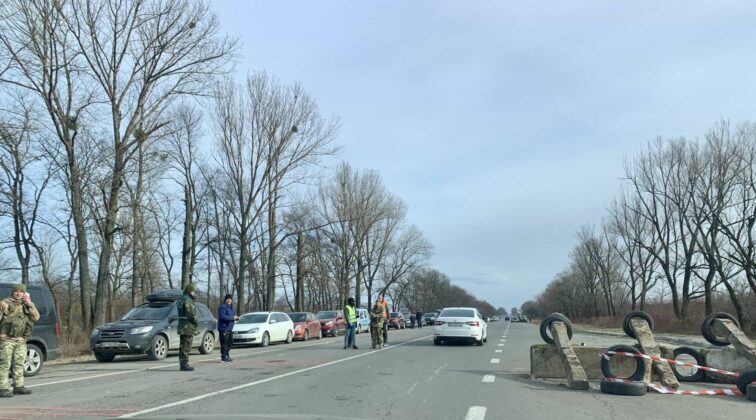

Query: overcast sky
212;0;756;311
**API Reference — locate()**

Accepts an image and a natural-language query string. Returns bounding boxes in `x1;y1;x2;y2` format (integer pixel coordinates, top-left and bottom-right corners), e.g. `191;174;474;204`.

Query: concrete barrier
531;344;750;383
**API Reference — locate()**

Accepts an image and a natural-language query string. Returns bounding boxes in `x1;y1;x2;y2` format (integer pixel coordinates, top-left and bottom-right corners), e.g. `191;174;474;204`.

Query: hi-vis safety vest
345;305;357;324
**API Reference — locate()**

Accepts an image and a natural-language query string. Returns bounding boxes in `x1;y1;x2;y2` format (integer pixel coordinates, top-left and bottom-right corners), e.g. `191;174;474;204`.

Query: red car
288;312;322;341
388;312;406;329
316;310;346;337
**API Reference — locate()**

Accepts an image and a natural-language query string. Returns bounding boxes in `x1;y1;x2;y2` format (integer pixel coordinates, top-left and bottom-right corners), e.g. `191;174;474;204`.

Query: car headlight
294;325;301;331
247;327;259;334
90;328;100;337
130;326;154;335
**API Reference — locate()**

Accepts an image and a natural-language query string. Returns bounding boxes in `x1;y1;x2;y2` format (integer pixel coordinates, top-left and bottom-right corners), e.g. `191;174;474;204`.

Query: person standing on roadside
0;284;39;397
378;294;389;345
218;293;239;363
370;302;385;349
343;297;358;349
177;284;199;371
416;309;423;328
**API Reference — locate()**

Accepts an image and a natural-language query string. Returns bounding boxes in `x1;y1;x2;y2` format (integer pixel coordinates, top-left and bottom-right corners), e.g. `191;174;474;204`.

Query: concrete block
530;344;670;380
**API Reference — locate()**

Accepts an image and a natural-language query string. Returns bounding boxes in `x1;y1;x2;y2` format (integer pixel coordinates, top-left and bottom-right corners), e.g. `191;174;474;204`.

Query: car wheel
285;330;293;344
433;337;441;345
94;352;116;362
317;329;322;339
198;332;214;354
147;335;168;360
304;329;310;341
24;343;44;377
332;327;339;337
476;338;484;346
260;332;270;347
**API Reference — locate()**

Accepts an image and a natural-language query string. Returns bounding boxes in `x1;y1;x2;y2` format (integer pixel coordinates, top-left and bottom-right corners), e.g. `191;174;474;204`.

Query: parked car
90;289;217;362
233;312;294;347
388;312;406;329
422;312;438;326
0;283;60;376
433;307;488;346
316;310;345;337
288;312;322;341
356;308;370;334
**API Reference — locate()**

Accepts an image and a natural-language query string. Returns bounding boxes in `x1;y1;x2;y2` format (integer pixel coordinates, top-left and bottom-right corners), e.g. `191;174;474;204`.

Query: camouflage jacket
370;304;384;327
177;293;198;336
0;297;40;343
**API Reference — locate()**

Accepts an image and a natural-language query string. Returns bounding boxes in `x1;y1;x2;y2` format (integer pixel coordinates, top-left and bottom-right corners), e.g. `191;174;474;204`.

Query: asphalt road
3;321;753;419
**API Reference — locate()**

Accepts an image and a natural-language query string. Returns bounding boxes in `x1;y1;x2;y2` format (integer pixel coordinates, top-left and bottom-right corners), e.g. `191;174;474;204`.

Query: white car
232;311;294;347
433;307;488;346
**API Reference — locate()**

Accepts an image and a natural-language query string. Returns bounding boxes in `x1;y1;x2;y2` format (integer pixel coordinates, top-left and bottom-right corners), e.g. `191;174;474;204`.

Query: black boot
180;363;195;371
13;387;31;395
0;389;12;398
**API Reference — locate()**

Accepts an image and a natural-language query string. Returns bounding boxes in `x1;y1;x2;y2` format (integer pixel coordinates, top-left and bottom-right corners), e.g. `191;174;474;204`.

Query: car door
167;305;181;349
306;313;316;336
269;313;282;342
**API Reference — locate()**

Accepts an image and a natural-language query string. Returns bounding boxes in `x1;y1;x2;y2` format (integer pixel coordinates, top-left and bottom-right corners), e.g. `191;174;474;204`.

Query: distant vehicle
490;316;500;322
388;312;406;329
288;312;322;341
233;312;294;347
316;310;345;337
0;283;60;376
433;307;488;346
90;289;217;362
356;308;370;333
511;316;520;322
483;315;491;322
519;316;529;323
422;312;438;326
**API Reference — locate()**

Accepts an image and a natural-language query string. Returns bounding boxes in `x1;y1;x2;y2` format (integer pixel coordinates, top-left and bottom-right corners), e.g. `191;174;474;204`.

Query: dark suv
89;290;217;362
0;283;60;376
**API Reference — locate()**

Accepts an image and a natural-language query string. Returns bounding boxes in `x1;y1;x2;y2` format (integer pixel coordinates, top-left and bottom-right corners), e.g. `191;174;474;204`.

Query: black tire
94;352;116;363
332;327;339;337
23;343;44;377
701;312;740;346
622;311;654;339
147;335;168;361
304;329;310;341
285;330;293;344
433;337;441;346
599;379;647;396
476;337;484;346
736;367;756;394
747;383;756;402
260;332;270;347
601;344;646;381
539;313;573;345
198;332;214;354
671;347;705;382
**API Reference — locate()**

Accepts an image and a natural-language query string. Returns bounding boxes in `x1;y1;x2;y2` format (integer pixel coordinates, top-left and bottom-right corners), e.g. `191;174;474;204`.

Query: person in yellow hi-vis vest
343;297;358;349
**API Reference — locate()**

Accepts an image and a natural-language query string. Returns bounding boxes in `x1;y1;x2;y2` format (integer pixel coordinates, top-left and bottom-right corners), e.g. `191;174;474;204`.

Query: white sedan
232;311;294;347
433;307;488;346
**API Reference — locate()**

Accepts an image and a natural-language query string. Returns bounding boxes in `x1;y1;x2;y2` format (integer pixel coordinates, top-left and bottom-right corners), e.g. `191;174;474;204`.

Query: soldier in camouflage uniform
177;284;198;371
370;302;385;349
0;284;40;397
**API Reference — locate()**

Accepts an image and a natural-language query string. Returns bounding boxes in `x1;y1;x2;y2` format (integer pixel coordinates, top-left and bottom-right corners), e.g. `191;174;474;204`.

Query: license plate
101;342;119;348
448;322;463;327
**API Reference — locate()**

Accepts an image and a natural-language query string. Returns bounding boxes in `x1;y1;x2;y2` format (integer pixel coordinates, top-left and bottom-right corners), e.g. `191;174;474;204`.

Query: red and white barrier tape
602;351;744;397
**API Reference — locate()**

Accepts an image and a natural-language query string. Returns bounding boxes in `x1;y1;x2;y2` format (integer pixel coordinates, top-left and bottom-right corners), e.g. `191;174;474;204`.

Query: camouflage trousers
371;324;384;348
0;340;26;390
179;335;192;365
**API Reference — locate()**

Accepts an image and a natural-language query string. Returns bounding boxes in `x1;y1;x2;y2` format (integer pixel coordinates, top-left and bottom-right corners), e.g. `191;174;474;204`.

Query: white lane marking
495;349;502;353
490;358;500;364
119;335;432;418
465;406;487;420
482;375;495;383
30;339;333;388
497;344;504;347
499;339;505;342
407;363;447;395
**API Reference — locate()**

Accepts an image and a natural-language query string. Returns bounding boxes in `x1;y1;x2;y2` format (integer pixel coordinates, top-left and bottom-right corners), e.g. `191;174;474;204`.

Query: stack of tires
599;311;654;396
700;312;756;402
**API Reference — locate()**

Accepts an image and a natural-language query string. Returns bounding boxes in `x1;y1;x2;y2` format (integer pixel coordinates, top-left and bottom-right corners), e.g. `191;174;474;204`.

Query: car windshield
121;304;172;321
317;311;338;319
390;312;400;318
239;313;268;324
289;313;307;322
439;309;475;318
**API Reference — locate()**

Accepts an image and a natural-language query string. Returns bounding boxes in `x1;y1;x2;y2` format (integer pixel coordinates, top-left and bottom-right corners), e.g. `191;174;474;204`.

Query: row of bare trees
524;121;756;329
0;0;498;345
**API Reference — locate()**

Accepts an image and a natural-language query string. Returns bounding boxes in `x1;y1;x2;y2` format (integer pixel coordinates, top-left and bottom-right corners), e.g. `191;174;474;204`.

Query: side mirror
169;315;178;323
269;319;277;324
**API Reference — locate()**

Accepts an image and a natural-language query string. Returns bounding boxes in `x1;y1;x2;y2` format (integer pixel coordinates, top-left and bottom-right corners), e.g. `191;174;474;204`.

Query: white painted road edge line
118;334;433;418
490;358;500;364
482;375;495;383
465;406;487;420
29;339;332;388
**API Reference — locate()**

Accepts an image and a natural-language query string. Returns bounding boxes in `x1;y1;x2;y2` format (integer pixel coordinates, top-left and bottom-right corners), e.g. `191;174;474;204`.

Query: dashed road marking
482;375;495;383
497;344;504;346
490;358;500;364
465;406;487;420
495;349;502;353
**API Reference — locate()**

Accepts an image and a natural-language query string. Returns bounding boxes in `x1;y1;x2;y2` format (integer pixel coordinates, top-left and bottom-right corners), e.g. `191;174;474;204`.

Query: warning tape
602;351;744;397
